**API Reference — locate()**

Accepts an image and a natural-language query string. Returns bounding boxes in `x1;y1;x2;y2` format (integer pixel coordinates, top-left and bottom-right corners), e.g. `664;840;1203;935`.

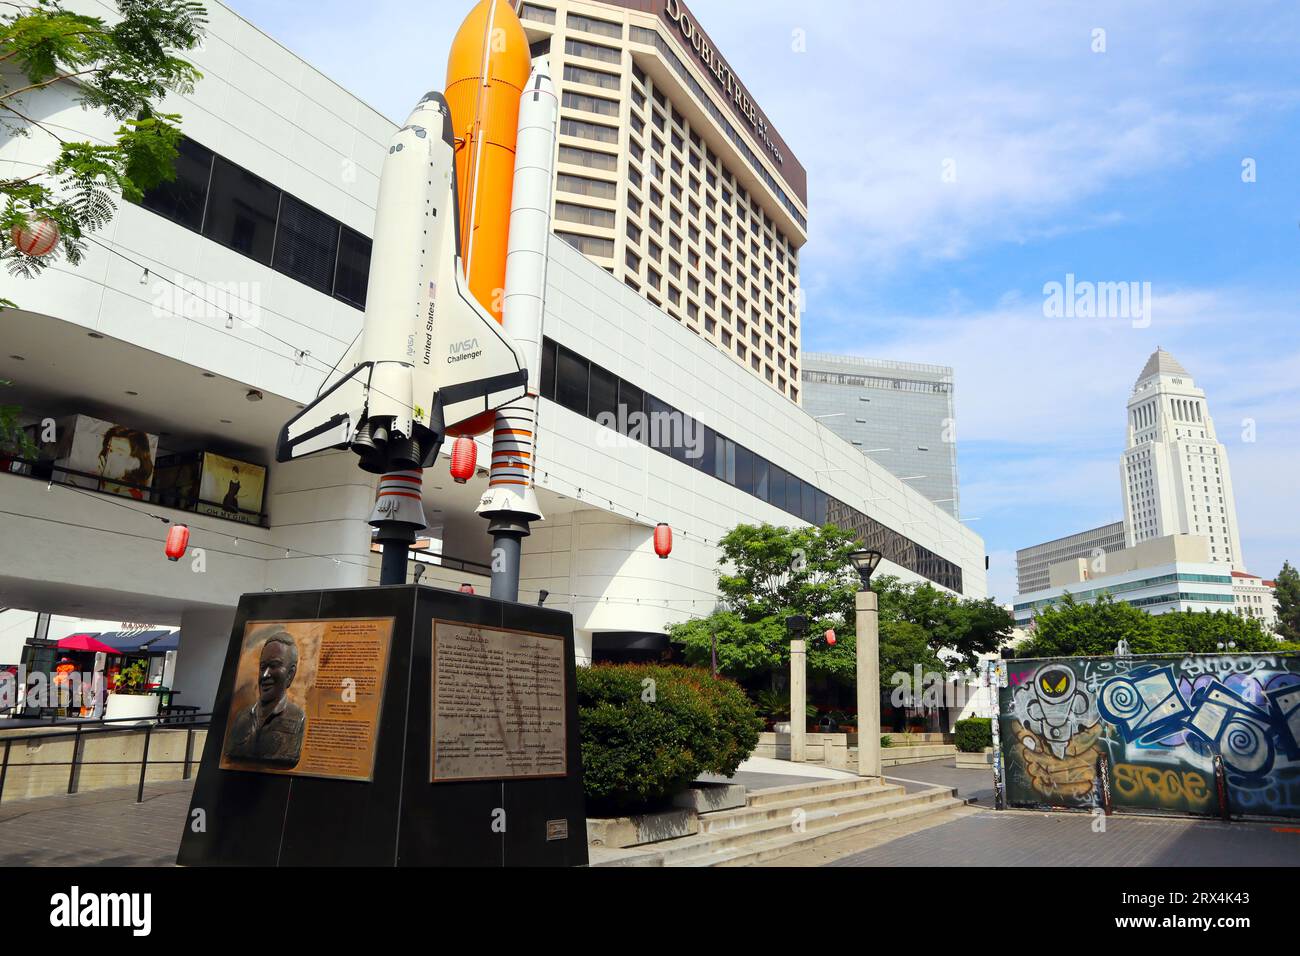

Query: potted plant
104;660;160;722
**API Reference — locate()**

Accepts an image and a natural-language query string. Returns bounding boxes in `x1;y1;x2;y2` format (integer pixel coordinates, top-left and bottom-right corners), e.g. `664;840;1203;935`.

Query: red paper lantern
825;629;837;646
653;523;672;559
450;436;477;483
10;219;59;258
459;583;475;595
164;524;190;562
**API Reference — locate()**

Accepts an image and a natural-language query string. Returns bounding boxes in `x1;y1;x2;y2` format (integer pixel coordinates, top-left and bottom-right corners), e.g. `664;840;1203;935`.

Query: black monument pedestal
176;585;588;867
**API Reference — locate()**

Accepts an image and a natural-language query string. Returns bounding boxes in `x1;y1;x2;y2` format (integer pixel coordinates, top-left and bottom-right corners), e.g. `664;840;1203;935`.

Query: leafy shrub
955;717;993;753
880;735;893;749
577;664;763;815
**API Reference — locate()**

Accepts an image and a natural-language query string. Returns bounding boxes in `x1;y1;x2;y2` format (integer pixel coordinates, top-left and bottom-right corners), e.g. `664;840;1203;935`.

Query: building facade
801;353;960;517
1231;571;1280;634
0;0;985;716
517;0;807;403
1012;535;1236;627
1122;348;1244;569
1015;521;1126;595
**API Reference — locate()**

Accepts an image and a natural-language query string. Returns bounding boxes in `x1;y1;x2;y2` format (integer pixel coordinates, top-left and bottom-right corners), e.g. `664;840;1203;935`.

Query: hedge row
576;664;762;815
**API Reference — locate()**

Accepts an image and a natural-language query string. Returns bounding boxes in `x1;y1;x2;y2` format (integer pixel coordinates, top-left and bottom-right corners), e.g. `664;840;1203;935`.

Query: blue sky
227;0;1300;602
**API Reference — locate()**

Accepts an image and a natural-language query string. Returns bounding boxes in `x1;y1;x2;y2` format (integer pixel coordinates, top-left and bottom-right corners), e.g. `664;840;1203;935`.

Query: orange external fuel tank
444;0;531;436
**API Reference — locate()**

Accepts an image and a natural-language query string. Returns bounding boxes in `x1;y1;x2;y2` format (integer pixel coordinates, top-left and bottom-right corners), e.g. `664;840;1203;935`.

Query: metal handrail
0;712;213;806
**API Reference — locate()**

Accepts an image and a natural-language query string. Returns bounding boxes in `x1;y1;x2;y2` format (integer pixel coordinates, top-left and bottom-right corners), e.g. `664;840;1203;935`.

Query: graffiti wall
996;653;1300;820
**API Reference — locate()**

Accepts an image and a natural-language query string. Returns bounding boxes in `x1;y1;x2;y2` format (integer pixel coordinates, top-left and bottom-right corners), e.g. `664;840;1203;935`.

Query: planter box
955;748;995;769
671;783;746;814
586;807;699;848
104;693;160;723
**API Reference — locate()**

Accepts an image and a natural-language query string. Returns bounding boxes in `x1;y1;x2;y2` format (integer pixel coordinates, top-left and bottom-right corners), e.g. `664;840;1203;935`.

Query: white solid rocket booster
477;58;559;524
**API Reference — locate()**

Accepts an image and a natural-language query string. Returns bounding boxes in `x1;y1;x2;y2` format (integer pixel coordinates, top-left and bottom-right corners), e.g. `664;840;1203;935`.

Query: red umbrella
56;634;120;654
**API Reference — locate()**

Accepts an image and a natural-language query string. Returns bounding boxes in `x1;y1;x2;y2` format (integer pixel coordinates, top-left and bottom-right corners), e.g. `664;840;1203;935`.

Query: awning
95;629;179;653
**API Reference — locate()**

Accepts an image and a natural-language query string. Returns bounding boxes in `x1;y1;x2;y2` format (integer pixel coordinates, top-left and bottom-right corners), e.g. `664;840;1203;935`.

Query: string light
138;267;149;285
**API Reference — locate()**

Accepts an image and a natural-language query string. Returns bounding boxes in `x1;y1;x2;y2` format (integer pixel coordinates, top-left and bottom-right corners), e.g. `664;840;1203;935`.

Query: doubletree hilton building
518;0;809;404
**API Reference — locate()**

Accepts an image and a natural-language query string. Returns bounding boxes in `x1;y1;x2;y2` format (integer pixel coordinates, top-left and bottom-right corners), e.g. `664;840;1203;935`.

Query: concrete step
698;782;906;832
706;795;968;867
742;775;888;808
850;743;957;766
657;787;959;866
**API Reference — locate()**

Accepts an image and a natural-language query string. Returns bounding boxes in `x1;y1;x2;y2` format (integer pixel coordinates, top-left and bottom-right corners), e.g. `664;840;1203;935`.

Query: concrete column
172;606;237;715
264;452;376;592
856;589;882;778
790;638;806;763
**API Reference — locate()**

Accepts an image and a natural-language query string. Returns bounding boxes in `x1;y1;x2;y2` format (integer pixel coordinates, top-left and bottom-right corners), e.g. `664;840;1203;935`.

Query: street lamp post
850;550;883;779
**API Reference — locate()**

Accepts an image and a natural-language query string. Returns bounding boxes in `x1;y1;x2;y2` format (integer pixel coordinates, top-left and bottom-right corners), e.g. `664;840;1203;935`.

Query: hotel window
565;38;621;64
560;117;619;145
648;239;662;261
558;144;617;171
567;12;622;39
563;91;620;117
626;220;642;244
627;194;642;217
557;173;617;201
520;3;556;25
556;231;615;257
564;64;621;91
555;202;614;229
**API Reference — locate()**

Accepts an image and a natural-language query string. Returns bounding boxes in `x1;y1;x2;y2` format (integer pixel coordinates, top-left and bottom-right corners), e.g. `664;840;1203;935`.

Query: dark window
589;363;619;423
813;489;828;527
768;465;786;512
273;194;339;293
617;379;644;441
333;227;371;308
555;346;589;415
734;445;754;495
646;396;672;452
202;157;280;265
696;425;716;474
754;457;769;502
539;338;558;401
800;481;816;524
139;137;213;231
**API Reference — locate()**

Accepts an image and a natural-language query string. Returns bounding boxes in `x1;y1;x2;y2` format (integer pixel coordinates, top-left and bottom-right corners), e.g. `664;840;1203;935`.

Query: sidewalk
0;780;191;866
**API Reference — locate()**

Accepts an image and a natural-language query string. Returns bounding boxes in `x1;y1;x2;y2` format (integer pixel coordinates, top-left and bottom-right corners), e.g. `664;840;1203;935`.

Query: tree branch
0;101;67;144
1;67;102;101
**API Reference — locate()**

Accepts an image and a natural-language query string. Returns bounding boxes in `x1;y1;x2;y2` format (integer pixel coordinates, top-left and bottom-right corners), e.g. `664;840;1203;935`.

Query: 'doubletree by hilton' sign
659;0;785;167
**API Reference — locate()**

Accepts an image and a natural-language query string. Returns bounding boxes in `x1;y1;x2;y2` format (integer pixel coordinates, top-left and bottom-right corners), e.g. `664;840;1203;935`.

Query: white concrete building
1012;534;1235;627
1121;348;1244;569
0;0;985;717
1231;571;1280;635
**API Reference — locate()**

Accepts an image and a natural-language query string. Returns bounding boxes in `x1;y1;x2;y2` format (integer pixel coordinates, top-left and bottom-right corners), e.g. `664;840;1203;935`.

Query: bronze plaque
430;622;567;782
220;617;394;782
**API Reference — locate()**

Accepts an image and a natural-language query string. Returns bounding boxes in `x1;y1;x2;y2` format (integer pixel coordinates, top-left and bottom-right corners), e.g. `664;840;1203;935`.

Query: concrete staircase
643;776;965;867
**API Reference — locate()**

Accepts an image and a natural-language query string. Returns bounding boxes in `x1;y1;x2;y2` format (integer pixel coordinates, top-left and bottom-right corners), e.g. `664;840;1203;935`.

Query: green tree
874;574;1012;671
1274;561;1300;643
0;0;205;454
669;523;861;688
1018;592;1282;658
878;619;944;695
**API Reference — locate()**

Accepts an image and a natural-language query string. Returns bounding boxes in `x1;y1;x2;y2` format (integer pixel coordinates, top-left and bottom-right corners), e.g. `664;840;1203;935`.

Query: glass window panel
539;338;558;401
617;380;645;442
138;136;213;231
555;346;589;415
754;457;769;502
333;227;371;308
202;157;280;265
589;363;618;423
800;480;815;523
273;194;339;293
768;465;786;512
734;445;754;495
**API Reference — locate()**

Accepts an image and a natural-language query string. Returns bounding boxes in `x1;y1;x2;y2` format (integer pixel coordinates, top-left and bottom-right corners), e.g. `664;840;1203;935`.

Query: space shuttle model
276;0;542;478
276;0;557;591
